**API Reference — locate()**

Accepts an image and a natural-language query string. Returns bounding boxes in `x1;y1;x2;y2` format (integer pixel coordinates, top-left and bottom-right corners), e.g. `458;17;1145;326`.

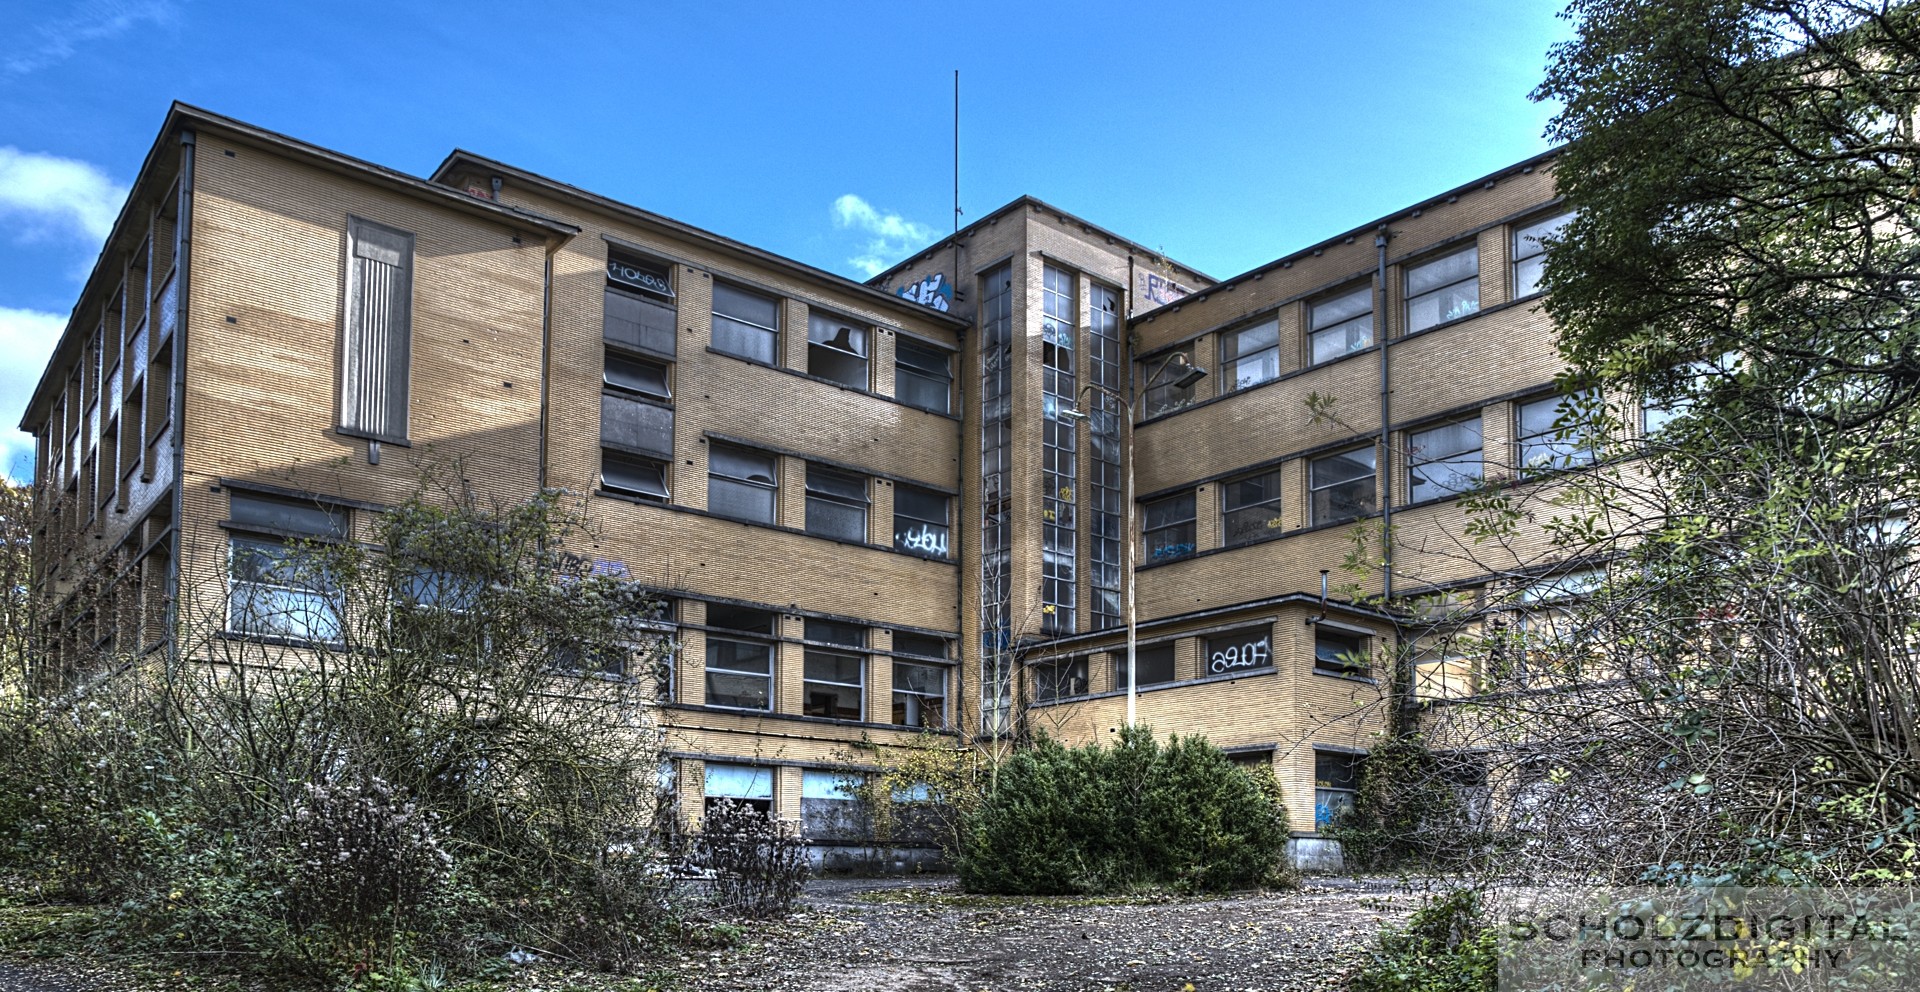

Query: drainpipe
164;129;196;674
1375;228;1394;603
538;236;554;493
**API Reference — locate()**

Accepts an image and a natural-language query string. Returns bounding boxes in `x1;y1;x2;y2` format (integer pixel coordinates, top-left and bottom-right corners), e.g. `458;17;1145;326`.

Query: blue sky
0;0;1575;480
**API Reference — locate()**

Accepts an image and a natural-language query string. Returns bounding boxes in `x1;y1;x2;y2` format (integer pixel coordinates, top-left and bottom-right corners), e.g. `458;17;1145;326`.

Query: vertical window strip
980;263;1014;734
1040;264;1077;633
1088;282;1123;629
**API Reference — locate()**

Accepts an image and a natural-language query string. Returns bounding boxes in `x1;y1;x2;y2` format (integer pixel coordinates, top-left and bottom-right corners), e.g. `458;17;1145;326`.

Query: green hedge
957;726;1292;894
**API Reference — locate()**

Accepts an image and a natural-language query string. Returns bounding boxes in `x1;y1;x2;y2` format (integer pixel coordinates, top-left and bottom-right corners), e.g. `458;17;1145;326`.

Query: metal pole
1124;396;1137;729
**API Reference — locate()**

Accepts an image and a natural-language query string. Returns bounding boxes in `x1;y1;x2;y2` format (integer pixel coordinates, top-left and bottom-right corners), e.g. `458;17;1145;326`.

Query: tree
1415;0;1920;886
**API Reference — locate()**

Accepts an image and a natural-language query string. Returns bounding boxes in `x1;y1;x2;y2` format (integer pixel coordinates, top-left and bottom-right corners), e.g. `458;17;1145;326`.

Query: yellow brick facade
25;104;1614;848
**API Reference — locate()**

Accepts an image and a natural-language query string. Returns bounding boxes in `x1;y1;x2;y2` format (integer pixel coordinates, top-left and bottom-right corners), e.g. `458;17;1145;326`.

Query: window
1517;393;1599;471
1511;213;1572;299
1310;285;1374;365
1114;642;1178;688
1144;492;1197;562
807;310;869;388
895;339;952;414
601;393;674;459
893;485;950;558
711;283;779;364
604;254;676;357
602;449;669;501
1087;282;1125;629
339;217;414;442
1033;656;1088;702
1314;750;1363;829
1041;264;1077;633
704;604;776;711
704;762;773;816
1204;626;1273;677
1314;627;1370;678
1405;247;1479;334
800;769;868;842
803;618;864;720
1222;469;1284;546
892;661;946;728
1220;318;1281;392
604;351;671;401
1142;345;1198;417
893;631;949;660
707;444;776;524
1407;418;1483;503
804;464;868;542
630;599;677;699
227;491;347;641
1311;447;1376;525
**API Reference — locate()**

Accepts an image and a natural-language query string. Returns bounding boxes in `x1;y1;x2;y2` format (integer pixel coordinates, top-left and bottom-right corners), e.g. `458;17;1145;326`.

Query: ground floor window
799;769;868;843
1033;656;1089;702
1314;750;1364;830
703;762;773;816
891;661;947;728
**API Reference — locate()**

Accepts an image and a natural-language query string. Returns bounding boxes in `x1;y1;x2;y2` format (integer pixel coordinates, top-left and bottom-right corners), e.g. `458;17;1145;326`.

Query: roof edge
431;150;969;329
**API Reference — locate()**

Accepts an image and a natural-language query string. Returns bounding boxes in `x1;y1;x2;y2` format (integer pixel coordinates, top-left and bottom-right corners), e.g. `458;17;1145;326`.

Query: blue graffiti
897;273;954;313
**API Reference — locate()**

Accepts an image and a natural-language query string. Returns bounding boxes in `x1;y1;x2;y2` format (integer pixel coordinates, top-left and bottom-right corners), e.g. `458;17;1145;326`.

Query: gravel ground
0;876;1422;992
663;876;1422;992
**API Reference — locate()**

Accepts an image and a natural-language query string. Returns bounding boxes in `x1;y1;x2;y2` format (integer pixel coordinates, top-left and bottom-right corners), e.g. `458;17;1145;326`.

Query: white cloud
0;147;129;245
832;194;935;278
4;0;178;76
0;307;67;483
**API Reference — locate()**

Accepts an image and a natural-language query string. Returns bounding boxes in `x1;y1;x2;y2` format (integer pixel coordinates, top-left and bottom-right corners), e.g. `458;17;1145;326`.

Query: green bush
1349;889;1496;992
957;725;1293;894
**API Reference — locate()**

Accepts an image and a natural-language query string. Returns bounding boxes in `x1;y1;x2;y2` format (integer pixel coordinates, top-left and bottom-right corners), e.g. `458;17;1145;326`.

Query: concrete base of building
1288;837;1346;872
809;843;947;875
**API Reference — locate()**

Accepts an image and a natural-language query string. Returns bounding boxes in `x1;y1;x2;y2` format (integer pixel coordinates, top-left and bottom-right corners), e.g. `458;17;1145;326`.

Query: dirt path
667;877;1420;992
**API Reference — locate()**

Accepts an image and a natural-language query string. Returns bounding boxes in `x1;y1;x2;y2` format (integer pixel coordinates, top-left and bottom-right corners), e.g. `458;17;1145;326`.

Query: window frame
891;660;948;728
802;618;865;721
894;338;953;414
1032;655;1089;703
1313;749;1364;830
1308;284;1375;366
805;309;871;389
1313;626;1371;679
893;484;951;559
1510;212;1572;301
603;349;672;402
707;443;778;525
703;606;778;712
1203;625;1274;677
803;463;870;543
1143;491;1198;563
1309;446;1378;526
1219;317;1281;393
1141;344;1197;418
338;216;415;444
1406;417;1484;504
225;491;348;642
1516;392;1601;473
1221;469;1284;547
710;282;781;365
1113;641;1179;688
601;448;670;502
1404;246;1481;335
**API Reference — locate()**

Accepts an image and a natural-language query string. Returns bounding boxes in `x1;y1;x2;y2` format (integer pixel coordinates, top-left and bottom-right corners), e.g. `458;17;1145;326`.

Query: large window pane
1144;492;1197;562
709;445;776;524
1221;318;1281;392
1511;212;1572;299
894;485;950;558
803;651;863;720
711;284;779;364
1311;448;1376;525
1222;469;1284;546
892;662;946;727
1517;393;1599;471
895;340;952;413
807;310;869;388
805;464;868;542
1310;285;1374;365
1406;248;1480;333
1408;418;1483;503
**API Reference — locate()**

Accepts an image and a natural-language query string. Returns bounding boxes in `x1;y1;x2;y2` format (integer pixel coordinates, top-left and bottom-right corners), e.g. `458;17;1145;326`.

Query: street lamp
1060;352;1206;728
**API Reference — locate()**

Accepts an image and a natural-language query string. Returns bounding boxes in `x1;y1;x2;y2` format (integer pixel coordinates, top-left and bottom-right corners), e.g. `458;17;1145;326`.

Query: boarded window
340;217;414;441
601;393;674;459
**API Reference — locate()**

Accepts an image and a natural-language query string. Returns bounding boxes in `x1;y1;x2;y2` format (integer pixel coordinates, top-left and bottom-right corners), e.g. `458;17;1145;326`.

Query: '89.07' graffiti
1209;634;1271;675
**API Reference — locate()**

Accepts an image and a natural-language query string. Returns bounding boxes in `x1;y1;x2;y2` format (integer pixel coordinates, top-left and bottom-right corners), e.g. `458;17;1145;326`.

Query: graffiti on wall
897;273;954;312
1144;272;1191;308
1209;633;1271;675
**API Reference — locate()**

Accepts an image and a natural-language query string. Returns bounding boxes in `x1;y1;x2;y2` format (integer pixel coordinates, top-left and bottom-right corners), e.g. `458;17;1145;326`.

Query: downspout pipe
164;129;196;673
1375;228;1393;603
538;237;554;493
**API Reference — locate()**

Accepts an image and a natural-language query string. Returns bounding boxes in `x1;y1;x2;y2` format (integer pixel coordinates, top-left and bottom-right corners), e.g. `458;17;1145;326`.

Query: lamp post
1061;352;1206;729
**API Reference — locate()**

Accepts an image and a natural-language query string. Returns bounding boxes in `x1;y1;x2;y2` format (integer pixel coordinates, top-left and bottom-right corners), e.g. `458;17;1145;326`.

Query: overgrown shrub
1349;889;1496;992
1327;735;1495;873
693;800;809;917
1;483;685;986
957;725;1293;894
